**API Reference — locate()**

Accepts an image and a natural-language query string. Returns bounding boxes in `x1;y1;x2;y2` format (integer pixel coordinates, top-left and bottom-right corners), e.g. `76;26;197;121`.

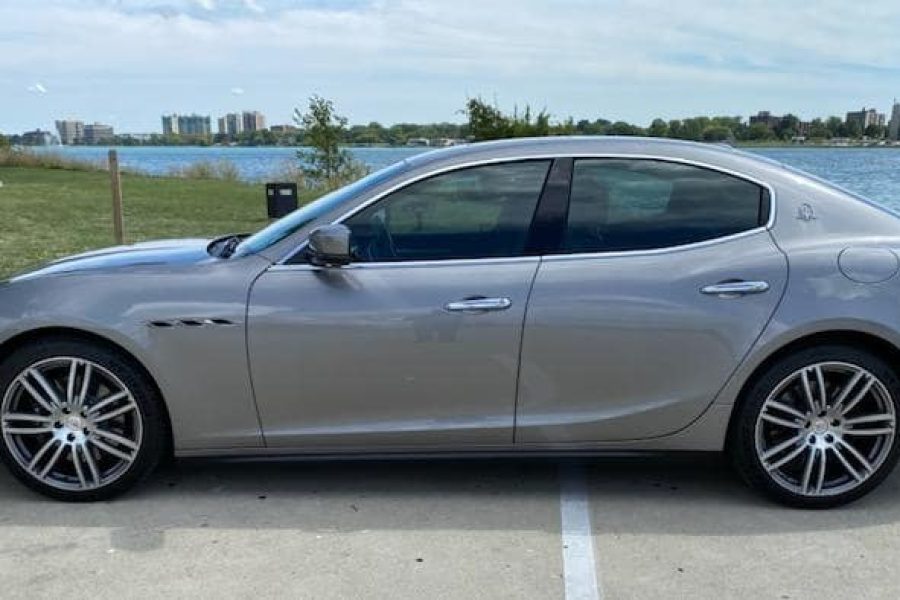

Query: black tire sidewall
731;344;900;509
0;337;165;502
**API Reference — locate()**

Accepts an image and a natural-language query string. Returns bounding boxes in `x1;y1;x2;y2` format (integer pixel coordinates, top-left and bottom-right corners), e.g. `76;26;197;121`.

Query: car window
344;160;551;262
233;160;410;258
565;159;765;253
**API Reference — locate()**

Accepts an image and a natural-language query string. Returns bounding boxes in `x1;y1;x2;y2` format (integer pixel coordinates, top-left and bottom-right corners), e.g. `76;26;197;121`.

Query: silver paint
0;137;898;462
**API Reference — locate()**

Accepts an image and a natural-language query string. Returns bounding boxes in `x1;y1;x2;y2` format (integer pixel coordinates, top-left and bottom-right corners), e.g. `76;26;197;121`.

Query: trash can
265;183;298;219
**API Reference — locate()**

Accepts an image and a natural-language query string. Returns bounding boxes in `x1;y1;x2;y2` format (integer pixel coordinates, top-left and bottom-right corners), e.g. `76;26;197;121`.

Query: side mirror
306;224;352;267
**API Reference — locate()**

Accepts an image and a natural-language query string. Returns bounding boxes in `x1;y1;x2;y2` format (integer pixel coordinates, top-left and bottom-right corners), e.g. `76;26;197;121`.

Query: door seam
512;257;543;443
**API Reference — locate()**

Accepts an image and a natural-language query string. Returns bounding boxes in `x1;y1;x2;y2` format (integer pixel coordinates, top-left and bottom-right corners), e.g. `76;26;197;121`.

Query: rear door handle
700;280;770;297
444;297;512;313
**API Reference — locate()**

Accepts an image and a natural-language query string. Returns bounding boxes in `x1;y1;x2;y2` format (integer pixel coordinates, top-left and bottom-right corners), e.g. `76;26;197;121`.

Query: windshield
233;160;411;257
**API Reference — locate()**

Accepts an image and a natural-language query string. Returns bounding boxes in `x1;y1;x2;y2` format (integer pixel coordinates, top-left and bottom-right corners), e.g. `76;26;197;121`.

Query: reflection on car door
515;159;788;443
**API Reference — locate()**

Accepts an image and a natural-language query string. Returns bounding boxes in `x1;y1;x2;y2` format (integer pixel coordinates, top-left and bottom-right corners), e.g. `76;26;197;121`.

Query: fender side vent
148;318;237;328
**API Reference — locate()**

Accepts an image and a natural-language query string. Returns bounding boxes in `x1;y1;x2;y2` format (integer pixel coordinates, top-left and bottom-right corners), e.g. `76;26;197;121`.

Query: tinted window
565;159;765;253
235;160;410;257
345;160;550;261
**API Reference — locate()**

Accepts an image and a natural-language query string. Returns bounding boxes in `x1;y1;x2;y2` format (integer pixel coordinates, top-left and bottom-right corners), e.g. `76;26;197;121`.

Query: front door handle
700;280;770;298
444;297;513;313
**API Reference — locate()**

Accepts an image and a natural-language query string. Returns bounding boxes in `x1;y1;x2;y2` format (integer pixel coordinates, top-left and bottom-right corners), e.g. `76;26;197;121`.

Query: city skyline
13;99;900;140
3;1;900;134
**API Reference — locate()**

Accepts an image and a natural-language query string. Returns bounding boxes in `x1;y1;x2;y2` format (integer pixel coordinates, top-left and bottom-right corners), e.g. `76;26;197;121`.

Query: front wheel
0;338;166;501
731;345;900;508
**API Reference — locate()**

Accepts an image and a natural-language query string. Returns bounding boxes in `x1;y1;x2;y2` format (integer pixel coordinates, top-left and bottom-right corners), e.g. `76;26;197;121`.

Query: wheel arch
725;328;900;451
0;326;174;458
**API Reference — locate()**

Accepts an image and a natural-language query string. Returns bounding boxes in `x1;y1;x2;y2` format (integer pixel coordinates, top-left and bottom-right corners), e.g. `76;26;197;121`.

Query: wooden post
108;149;124;245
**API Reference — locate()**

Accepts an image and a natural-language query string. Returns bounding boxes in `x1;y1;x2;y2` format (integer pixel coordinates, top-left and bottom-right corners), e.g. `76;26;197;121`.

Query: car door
247;159;552;448
516;158;788;443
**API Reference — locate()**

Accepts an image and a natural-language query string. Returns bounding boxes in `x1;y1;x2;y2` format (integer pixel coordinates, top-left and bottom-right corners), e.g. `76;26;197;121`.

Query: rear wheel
731;345;900;508
0;338;165;501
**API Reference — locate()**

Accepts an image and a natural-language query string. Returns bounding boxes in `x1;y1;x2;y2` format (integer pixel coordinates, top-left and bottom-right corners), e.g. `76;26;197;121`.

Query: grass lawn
0;167;316;277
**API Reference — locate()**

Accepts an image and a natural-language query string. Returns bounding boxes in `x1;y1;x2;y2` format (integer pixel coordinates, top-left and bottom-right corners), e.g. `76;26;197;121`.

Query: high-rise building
218;112;244;136
749;111;782;129
55;120;84;145
162;114;211;136
846;107;886;132
177;114;212;136
889;100;900;141
217;117;227;135
161;114;179;136
82;123;114;145
242;111;266;132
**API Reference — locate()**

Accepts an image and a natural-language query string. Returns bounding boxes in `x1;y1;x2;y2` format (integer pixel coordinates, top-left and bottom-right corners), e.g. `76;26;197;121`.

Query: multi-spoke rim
755;361;896;497
1;357;143;491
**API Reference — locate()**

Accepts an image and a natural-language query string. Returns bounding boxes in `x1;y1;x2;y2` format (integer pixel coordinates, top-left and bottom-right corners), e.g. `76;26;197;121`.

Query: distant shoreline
29;140;900;151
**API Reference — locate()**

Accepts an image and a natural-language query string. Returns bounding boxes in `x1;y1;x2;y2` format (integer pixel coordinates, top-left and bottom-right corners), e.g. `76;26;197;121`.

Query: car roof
407;135;741;162
399;136;784;180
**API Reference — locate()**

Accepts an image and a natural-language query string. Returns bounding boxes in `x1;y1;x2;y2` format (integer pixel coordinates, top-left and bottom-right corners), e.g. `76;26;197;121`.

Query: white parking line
559;463;601;600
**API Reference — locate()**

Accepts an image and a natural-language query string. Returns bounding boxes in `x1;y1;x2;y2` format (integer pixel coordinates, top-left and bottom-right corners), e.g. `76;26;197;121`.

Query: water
34;145;425;181
34;145;900;211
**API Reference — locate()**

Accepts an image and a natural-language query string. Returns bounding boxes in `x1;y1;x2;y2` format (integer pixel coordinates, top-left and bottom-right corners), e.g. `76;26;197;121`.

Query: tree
680;117;710;141
295;95;368;189
775;114;800;140
0;133;9;149
608;121;642;136
864;124;885;139
747;123;774;141
464;98;512;140
825;116;843;138
648;118;668;138
701;125;732;142
463;98;559;140
807;118;831;140
667;120;684;139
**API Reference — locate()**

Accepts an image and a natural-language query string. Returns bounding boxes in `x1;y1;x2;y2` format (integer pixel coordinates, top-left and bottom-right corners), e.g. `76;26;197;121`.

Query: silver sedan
1;137;898;508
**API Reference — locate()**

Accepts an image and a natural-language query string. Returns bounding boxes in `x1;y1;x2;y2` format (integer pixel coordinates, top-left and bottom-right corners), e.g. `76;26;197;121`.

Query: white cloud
230;87;245;95
2;0;900;131
27;82;47;94
243;0;264;14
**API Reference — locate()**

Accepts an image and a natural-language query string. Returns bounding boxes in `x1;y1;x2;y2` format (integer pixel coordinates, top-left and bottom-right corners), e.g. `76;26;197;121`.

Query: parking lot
2;455;900;599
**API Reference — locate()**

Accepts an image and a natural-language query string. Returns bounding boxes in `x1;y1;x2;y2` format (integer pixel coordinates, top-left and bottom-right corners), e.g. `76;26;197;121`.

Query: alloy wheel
1;356;143;491
755;361;896;497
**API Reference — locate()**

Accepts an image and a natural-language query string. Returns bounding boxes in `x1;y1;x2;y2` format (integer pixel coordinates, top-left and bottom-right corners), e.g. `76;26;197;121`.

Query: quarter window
345;160;551;261
564;159;766;253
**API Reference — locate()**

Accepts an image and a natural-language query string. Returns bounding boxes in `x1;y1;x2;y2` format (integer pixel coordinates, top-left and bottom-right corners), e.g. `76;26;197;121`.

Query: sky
2;0;900;134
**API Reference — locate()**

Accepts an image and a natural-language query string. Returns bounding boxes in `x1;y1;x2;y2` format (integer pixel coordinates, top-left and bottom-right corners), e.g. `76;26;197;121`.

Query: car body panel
0;251;271;450
247;258;539;447
516;229;788;443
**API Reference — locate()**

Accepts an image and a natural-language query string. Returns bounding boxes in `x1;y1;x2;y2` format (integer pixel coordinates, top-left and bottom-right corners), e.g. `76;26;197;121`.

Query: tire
730;344;900;508
0;337;166;501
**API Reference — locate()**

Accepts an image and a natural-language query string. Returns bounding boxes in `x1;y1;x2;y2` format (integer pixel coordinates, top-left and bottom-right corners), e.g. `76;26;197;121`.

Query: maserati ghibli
1;137;899;508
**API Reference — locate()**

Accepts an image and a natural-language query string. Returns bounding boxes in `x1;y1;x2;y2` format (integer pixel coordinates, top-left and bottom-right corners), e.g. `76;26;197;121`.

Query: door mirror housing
306;224;352;267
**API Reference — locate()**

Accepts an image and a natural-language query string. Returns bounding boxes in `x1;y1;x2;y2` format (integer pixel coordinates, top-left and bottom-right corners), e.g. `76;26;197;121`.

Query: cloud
2;0;900;131
27;82;47;94
230;87;245;95
243;0;264;14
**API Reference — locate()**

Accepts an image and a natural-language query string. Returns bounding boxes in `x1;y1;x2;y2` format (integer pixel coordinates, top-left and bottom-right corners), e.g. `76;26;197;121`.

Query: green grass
0;166;317;277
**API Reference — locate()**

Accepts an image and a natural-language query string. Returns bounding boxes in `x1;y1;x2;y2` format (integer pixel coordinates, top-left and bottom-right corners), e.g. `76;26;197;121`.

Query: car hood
8;238;215;281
